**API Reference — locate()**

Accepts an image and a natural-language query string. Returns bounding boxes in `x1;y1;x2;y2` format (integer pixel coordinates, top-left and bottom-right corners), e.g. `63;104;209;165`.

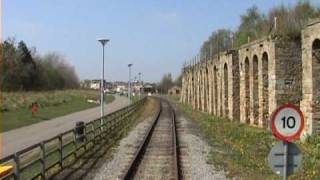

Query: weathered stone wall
239;38;277;127
180;21;319;136
301;20;320;136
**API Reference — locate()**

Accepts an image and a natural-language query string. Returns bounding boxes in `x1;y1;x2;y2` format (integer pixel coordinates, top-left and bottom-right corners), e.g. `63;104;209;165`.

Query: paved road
1;95;130;158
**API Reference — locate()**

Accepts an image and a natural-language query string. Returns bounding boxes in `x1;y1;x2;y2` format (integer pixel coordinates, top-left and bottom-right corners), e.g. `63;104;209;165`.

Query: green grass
174;101;320;180
2;90;115;132
131;95;141;103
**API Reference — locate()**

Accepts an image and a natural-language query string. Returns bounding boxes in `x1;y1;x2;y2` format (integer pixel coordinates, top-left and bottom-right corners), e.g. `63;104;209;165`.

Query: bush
1;39;79;91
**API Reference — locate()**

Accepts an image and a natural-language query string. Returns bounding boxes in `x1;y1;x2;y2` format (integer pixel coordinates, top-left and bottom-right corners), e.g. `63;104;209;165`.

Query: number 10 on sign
271;104;304;142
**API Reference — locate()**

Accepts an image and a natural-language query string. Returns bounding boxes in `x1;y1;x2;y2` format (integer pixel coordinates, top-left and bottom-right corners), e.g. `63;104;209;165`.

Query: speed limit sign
271;104;304;142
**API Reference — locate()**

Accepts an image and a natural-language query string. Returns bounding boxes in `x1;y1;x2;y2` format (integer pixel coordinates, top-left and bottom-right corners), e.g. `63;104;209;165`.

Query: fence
0;97;146;180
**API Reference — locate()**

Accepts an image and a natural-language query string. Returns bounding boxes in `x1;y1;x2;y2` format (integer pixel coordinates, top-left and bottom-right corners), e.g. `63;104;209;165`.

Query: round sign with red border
271;104;304;142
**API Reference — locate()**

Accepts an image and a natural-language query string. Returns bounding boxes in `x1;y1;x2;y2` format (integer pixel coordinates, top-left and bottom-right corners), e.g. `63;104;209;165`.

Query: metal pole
101;44;105;118
139;72;141;99
98;38;109;129
128;64;132;103
283;141;288;180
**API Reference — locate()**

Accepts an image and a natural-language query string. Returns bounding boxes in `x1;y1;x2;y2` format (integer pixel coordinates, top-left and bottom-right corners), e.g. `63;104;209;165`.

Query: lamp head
97;38;110;46
128;63;133;67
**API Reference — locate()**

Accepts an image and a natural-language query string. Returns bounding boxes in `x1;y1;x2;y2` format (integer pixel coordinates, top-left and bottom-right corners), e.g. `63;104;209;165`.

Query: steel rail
122;98;180;180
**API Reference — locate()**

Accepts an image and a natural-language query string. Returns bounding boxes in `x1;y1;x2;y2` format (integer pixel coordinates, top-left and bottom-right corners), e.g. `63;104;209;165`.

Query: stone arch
224;63;229;118
312;39;320;98
206;67;209;112
244;57;250;124
214;66;218;115
198;70;202;110
262;52;269;128
312;39;320;133
252;55;259;125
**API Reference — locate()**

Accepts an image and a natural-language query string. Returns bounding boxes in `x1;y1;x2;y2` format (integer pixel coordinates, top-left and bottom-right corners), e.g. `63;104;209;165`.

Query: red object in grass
31;103;38;114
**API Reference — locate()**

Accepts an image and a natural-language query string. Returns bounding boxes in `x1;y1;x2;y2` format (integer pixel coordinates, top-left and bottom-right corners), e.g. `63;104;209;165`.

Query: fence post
76;121;85;143
41;142;46;180
14;153;20;180
92;122;96;145
59;134;63;168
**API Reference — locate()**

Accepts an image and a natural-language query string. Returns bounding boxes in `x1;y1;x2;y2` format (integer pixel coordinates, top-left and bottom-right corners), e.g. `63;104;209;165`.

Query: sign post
283;141;287;180
269;103;304;179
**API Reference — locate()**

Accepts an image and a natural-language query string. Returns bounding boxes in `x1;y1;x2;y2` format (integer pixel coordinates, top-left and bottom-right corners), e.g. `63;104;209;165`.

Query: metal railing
0;97;146;180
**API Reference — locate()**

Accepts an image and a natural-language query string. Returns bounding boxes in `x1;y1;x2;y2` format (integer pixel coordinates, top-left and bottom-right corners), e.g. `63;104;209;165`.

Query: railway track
122;98;180;180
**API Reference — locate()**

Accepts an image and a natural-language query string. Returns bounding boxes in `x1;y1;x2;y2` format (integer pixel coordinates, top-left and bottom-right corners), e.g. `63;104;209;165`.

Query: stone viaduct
180;20;320;136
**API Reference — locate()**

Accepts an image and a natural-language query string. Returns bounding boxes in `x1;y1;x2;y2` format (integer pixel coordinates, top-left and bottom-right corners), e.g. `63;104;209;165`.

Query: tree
158;73;174;94
17;41;38;90
200;1;320;58
1;38;79;91
174;74;182;87
200;29;233;60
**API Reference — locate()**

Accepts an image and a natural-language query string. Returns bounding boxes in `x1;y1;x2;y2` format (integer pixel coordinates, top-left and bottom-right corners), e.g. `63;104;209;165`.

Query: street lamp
128;63;133;103
97;38;109;121
138;72;142;98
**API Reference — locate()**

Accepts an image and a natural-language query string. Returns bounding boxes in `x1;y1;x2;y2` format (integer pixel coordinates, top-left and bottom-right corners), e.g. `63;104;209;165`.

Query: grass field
1;90;115;132
169;97;320;179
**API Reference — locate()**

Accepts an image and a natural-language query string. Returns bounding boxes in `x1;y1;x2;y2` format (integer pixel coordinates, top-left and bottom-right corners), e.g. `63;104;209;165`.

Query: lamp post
128;63;133;103
97;38;109;122
138;72;142;99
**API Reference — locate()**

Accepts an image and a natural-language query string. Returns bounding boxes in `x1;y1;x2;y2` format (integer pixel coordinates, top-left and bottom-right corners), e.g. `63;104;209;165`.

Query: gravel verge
174;105;227;180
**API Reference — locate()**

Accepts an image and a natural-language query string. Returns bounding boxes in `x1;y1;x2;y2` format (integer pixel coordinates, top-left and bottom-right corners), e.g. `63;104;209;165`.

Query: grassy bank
174;101;320;179
2;90;115;132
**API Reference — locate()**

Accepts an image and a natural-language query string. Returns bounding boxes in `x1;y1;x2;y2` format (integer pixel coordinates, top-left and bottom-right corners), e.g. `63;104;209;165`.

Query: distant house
89;79;107;90
168;86;181;95
143;83;156;93
80;80;91;89
116;85;127;93
132;81;143;93
114;81;128;93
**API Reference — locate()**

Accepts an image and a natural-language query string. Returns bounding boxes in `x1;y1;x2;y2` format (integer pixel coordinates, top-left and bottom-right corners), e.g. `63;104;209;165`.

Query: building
143;83;156;94
113;81;127;93
89;80;107;90
168;86;181;95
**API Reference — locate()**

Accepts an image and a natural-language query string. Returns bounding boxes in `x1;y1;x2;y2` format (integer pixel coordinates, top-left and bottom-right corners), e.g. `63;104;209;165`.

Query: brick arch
262;52;269;128
206;66;209;113
198;69;202;110
312;38;320;134
224;63;229;117
213;65;218;115
252;55;259;125
244;57;250;123
201;68;206;111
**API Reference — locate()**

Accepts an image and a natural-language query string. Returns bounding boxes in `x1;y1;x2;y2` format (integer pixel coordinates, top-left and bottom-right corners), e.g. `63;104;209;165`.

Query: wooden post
59;134;63;168
14;153;20;180
40;142;46;180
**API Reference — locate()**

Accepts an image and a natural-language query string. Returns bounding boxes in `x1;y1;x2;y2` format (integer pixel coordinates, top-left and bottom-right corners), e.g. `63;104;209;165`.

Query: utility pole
128;64;133;103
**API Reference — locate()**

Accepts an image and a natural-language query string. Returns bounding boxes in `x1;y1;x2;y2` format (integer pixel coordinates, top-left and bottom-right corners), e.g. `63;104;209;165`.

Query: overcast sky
3;0;319;82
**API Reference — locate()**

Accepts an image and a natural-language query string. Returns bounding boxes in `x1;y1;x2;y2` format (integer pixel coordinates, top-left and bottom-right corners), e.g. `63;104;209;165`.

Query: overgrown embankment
175;101;320;179
2;90;114;132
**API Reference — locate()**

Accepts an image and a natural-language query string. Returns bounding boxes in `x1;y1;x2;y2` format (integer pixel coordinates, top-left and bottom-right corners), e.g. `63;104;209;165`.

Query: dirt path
1;95;130;157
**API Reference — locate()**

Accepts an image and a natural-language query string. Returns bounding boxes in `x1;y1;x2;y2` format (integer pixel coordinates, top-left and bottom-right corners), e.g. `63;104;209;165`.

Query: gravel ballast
175;105;227;180
91;108;155;180
91;99;226;180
